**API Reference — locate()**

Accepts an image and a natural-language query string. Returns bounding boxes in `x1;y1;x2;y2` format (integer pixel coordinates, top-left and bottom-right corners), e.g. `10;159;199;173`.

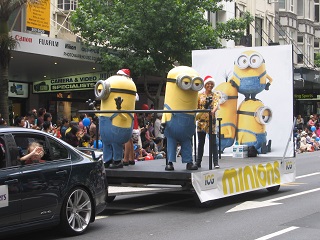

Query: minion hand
265;82;271;90
160;123;166;134
230;80;239;90
204;96;213;109
114;97;123;110
86;99;96;110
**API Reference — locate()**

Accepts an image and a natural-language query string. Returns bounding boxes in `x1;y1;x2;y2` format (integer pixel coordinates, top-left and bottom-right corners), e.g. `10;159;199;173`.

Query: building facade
8;0;105;123
7;0;320;123
211;0;320;121
277;0;320;121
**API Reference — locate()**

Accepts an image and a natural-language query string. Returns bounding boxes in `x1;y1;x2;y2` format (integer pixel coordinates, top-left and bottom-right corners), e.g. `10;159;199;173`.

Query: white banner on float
0;185;8;208
192;45;294;158
192;159;296;203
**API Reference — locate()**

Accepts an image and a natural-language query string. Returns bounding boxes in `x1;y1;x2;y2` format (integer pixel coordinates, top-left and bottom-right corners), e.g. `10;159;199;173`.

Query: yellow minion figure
229;50;273;100
215;81;238;152
236;99;272;152
162;66;204;171
94;75;137;168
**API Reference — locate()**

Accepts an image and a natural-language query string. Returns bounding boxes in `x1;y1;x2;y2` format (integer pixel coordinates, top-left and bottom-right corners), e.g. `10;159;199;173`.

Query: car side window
0;137;6;169
13;134;48;165
48;138;69;160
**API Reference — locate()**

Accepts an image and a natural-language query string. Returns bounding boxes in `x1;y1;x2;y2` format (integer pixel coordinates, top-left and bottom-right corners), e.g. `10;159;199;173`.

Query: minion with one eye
229;50;273;100
215;81;238;152
94;75;137;169
236;99;272;152
162;66;204;171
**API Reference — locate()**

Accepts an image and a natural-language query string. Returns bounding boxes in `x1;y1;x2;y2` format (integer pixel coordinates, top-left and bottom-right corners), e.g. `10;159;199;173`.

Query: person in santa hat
116;68;140;166
117;68;131;77
195;75;220;168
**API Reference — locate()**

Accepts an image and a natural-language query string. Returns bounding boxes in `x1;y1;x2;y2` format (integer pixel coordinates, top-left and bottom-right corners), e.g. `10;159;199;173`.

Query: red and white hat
204;75;215;86
117;69;131;77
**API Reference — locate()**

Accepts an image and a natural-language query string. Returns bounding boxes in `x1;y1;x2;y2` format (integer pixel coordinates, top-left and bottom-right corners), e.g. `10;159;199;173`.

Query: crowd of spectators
1;106;166;162
295;114;320;153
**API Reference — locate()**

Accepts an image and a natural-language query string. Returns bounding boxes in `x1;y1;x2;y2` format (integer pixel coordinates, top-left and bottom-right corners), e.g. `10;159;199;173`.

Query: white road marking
227;187;320;212
96;198;191;220
264;187;320;203
296;172;320;179
254;226;299;240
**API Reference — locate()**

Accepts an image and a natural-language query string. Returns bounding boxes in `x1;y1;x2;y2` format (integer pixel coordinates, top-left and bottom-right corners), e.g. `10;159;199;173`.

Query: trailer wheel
106;196;116;203
266;185;280;193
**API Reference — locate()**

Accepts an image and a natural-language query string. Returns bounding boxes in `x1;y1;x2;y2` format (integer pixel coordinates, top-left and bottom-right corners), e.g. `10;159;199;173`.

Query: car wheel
60;187;93;236
266;185;280;193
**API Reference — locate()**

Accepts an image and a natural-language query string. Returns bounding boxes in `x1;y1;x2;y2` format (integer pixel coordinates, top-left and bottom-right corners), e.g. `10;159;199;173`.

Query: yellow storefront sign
26;0;50;35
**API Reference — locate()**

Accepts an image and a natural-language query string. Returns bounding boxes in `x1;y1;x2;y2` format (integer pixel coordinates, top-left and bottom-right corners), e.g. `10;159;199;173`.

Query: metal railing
79;109;221;170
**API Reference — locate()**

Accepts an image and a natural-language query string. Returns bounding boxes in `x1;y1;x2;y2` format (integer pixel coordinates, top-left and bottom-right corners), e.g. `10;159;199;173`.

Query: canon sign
15;35;32;43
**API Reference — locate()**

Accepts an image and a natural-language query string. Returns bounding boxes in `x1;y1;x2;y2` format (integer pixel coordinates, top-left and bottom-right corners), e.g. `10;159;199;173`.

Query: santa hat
117;69;131;77
204;75;215;86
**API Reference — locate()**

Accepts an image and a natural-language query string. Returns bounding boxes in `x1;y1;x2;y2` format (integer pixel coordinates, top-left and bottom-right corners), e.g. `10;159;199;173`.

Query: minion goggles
167;75;204;91
237;106;272;124
236;52;265;69
94;80;136;100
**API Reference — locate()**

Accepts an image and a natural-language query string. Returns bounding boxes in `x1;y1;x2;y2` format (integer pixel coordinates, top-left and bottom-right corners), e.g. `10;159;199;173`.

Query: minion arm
229;76;239;91
265;74;273;90
114;97;127;120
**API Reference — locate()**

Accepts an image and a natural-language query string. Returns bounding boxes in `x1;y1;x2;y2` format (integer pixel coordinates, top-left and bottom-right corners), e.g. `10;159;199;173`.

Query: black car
0;127;107;237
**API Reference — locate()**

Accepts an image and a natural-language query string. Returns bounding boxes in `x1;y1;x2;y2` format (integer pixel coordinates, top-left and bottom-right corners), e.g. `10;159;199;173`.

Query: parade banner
192;45;294;158
192;159;296;203
0;185;8;208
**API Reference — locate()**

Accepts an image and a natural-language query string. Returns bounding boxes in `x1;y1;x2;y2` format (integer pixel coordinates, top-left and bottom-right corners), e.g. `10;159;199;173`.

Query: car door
0;135;22;228
12;133;72;223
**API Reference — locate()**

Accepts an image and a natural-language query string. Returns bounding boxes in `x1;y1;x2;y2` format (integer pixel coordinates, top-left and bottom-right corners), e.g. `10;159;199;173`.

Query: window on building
58;0;78;11
290;0;294;12
297;54;304;63
297;0;304;17
298;35;304;43
315;40;320;48
255;17;263;46
279;0;286;9
307;36;312;63
316;0;320;22
306;0;312;19
289;30;294;44
278;29;286;38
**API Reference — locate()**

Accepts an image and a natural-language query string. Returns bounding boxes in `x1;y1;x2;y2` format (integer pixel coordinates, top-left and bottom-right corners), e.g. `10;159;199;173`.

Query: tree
315;53;320;68
0;0;38;123
71;0;253;108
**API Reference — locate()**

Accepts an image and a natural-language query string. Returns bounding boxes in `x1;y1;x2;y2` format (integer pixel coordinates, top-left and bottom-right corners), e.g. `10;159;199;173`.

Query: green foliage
71;0;253;77
315;53;320;68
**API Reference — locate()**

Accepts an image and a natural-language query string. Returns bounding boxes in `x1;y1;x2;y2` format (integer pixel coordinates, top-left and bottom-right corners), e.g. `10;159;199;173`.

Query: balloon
316;137;320;141
144;154;154;160
141;104;149;110
93;140;103;149
311;126;316;132
82;117;91;127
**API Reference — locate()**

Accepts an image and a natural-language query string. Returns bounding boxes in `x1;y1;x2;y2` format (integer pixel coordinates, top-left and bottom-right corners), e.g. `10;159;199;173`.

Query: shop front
32;72;111;123
294;67;320;122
